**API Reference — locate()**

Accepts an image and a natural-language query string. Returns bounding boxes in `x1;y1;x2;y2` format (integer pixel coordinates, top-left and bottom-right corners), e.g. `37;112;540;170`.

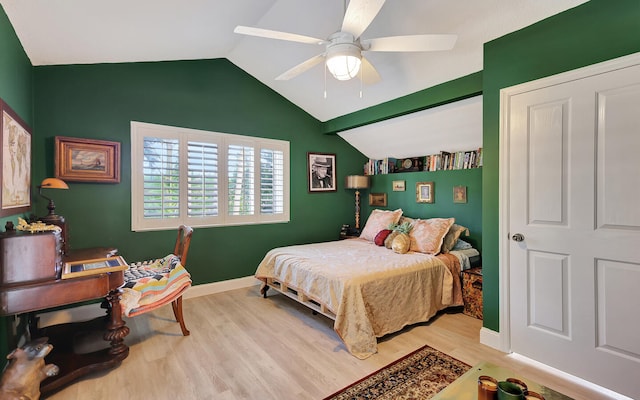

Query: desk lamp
344;175;370;230
38;178;69;225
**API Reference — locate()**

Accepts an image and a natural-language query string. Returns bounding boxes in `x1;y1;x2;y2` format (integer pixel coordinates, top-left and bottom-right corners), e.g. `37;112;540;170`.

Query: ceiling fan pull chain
360;65;363;98
324;63;328;99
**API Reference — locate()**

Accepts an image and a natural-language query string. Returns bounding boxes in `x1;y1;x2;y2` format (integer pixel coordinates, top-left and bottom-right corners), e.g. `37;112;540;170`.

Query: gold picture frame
0;98;32;217
416;181;434;203
369;193;387;207
61;255;128;279
55;136;121;183
453;185;467;203
392;180;405;191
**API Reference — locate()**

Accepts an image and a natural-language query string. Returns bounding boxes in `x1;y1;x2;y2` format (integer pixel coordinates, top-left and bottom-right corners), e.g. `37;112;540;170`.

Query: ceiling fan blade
360;57;381;85
363;34;457;52
341;0;386;39
275;54;325;80
234;26;326;45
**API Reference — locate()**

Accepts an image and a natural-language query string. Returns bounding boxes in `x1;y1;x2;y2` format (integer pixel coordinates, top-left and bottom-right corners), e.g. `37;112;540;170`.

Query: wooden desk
0;247;129;397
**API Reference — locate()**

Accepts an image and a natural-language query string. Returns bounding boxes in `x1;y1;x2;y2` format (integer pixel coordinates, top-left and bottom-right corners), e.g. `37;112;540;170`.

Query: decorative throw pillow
440;224;470;253
408;217;455;255
359;209;403;242
374;229;393;246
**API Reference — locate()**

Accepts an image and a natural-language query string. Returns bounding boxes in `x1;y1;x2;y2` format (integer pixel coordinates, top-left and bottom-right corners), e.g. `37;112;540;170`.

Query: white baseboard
37;275;261;327
479;327;502;350
183;276;260;299
508;353;634;400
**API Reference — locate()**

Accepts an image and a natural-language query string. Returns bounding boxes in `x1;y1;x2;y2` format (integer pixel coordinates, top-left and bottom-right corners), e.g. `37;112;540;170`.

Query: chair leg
171;296;190;336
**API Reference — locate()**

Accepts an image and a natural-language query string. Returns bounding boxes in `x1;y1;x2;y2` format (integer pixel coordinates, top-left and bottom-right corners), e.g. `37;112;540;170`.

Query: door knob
512;233;524;242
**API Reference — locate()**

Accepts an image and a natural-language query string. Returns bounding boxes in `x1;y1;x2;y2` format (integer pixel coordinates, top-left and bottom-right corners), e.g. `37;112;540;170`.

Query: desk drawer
0;275;110;315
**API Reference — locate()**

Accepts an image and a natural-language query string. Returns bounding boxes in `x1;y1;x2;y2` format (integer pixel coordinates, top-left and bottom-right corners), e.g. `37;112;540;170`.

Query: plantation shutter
142;137;180;219
260;149;284;215
227;144;255;216
187;141;219;217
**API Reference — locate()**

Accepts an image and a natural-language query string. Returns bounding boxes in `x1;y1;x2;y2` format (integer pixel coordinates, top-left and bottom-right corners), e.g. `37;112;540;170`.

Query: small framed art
308;152;336;192
392;180;406;191
55;136;121;183
369;193;387;207
61;255;128;279
453;185;467;203
416;181;434;203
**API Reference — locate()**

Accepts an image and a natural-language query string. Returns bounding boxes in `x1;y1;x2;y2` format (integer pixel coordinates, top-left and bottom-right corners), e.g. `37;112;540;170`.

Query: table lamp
344;175;370;230
38;177;69;224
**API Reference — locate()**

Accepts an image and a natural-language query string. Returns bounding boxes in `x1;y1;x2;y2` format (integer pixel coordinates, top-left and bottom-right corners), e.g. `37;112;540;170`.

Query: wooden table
0;247;129;397
432;361;573;400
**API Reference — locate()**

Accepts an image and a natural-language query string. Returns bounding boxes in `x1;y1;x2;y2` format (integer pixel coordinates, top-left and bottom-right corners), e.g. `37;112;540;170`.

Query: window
131;122;289;231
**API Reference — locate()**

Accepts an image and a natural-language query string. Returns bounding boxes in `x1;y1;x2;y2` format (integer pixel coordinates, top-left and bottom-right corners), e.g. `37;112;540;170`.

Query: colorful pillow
408;217;455;255
359;209;403;242
374;229;393;246
441;224;470;253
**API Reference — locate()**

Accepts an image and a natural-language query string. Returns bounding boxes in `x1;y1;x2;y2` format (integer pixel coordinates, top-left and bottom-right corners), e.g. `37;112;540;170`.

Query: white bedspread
255;239;455;359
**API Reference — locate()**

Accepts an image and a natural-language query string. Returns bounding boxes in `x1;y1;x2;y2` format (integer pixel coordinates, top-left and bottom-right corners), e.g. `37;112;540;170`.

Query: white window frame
131;121;290;231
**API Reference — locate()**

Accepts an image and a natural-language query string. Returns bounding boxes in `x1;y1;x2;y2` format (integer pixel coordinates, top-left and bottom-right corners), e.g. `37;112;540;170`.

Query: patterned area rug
323;345;470;400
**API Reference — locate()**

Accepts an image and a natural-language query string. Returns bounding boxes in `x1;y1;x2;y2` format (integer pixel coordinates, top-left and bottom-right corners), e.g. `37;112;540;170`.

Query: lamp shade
40;178;69;189
326;43;362;81
345;175;370;190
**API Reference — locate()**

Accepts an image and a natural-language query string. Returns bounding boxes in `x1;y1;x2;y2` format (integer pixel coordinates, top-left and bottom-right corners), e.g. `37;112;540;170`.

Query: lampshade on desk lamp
344;175;370;230
38;178;69;224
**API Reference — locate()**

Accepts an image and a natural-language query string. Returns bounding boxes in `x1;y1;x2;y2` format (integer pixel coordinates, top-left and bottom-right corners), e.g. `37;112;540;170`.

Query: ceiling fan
234;0;457;84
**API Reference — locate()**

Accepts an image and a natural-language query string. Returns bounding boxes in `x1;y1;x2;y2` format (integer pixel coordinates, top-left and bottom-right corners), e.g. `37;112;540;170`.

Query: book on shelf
61;255;128;279
364;147;482;174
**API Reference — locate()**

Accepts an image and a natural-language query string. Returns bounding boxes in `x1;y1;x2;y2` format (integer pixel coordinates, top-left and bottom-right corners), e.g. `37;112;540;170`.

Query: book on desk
61;255;128;279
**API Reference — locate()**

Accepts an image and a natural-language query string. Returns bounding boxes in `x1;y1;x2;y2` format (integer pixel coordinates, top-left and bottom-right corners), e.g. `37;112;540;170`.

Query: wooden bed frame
260;278;337;320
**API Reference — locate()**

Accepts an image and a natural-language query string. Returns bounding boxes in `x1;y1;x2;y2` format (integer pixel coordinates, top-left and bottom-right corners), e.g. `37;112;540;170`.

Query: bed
255;209;479;359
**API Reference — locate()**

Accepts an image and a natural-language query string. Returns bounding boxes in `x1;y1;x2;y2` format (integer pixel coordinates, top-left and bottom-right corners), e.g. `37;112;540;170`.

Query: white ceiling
1;0;588;122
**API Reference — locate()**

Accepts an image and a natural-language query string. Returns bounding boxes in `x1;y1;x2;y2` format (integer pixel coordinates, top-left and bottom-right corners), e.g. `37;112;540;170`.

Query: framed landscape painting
55;136;121;183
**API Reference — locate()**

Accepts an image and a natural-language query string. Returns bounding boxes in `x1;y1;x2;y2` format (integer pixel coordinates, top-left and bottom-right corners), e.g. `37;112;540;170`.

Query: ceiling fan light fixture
326;43;362;81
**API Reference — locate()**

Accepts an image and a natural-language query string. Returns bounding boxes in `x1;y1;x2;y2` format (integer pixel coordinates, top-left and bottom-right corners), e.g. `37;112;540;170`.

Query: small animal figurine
0;337;59;400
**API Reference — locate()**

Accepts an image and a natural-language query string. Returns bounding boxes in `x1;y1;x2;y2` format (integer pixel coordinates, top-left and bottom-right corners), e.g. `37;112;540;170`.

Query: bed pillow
452;238;473;250
359;209;403;242
440;224;470;253
408;217;455;255
374;229;393;246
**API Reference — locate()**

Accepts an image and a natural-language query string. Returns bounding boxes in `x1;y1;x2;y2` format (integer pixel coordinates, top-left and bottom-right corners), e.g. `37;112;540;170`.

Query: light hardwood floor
47;286;615;400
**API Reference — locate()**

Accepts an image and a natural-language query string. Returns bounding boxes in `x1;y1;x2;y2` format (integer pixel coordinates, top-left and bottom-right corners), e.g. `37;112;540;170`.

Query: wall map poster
1;99;31;217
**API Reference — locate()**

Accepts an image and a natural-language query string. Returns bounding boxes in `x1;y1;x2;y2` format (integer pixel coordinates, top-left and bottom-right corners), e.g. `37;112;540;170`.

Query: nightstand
462;267;483;319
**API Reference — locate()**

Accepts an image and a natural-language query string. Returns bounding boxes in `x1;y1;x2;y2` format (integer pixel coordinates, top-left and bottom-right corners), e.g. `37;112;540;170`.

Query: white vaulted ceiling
0;0;588;122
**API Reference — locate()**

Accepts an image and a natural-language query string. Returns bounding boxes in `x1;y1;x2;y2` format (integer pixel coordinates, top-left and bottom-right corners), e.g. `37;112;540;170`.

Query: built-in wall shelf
364;148;482;175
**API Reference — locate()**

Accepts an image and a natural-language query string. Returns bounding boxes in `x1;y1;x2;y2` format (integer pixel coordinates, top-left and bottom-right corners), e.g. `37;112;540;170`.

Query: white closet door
507;60;640;399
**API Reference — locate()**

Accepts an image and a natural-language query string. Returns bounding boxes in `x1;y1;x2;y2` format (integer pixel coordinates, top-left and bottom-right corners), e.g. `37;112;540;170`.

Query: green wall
481;0;640;331
0;5;33;357
32;59;366;285
361;168;482;250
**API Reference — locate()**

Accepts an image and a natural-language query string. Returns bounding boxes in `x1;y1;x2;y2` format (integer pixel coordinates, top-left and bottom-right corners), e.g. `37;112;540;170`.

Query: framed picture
392;180;405;191
55;136;121;183
369;193;387;207
1;98;32;217
416;181;435;203
308;152;336;192
453;185;467;203
61;255;128;279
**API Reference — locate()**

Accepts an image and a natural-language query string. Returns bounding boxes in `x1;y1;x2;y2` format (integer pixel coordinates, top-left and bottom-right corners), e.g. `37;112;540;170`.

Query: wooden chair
122;225;193;336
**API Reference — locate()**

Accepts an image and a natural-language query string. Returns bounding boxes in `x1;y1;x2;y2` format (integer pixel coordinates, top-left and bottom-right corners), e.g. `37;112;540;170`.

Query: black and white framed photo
308;152;336;192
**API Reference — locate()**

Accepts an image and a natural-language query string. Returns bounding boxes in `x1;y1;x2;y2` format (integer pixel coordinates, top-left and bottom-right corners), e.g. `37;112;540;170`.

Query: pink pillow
409;218;455;255
359;209;403;242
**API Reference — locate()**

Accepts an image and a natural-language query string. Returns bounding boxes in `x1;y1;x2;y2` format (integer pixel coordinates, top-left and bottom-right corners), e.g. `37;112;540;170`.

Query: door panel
508;62;640;399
